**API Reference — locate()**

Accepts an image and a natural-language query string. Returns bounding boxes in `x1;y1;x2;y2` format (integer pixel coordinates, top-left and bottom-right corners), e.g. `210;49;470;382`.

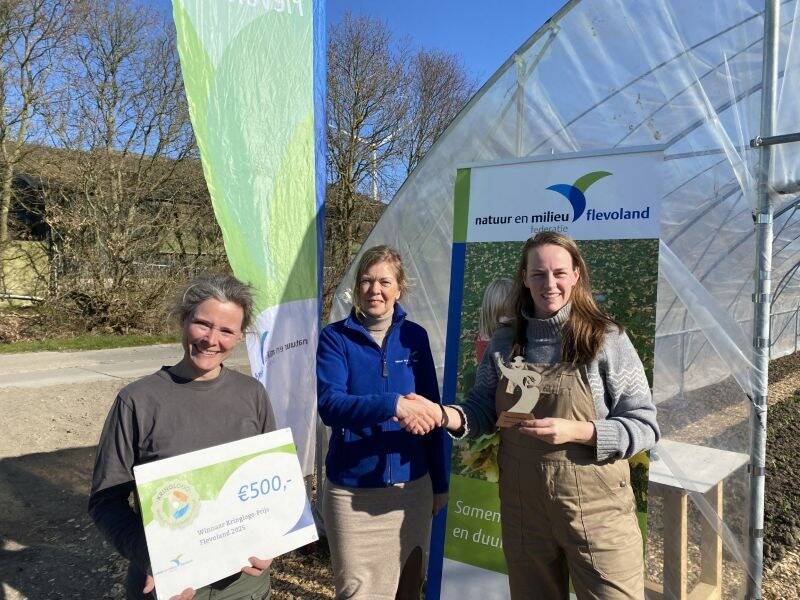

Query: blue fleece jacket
317;305;449;494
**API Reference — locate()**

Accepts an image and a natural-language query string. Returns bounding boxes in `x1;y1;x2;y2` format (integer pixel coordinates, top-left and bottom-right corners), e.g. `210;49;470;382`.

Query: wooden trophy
495;355;543;427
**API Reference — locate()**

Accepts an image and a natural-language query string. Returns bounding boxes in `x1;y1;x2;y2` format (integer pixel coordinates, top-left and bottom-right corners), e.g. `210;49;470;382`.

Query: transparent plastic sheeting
331;0;800;596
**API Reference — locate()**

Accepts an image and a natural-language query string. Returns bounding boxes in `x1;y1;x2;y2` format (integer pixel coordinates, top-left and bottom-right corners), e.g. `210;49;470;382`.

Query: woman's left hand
432;493;449;516
517;418;596;445
242;556;273;577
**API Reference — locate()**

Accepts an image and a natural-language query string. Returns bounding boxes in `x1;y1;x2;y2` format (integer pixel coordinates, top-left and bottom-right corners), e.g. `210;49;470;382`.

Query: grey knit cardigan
455;303;659;461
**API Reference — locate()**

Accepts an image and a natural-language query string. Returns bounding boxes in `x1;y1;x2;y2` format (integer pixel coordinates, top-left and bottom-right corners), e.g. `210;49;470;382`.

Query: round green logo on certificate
152;480;200;528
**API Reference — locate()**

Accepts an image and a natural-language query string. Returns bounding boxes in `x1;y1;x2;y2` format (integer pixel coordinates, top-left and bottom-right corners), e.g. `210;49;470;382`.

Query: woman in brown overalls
400;232;659;599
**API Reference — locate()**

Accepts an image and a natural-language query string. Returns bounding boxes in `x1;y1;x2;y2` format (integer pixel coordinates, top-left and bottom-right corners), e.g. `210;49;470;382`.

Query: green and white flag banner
429;146;663;599
172;0;325;475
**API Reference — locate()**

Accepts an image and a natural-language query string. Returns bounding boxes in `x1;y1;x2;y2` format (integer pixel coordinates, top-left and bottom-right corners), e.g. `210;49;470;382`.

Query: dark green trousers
126;565;270;600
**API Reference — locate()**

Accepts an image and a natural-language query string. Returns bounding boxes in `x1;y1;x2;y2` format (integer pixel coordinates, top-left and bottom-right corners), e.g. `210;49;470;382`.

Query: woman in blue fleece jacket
317;245;448;600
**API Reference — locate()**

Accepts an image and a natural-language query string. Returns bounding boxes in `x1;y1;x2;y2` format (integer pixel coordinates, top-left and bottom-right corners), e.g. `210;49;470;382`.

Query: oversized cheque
133;428;317;598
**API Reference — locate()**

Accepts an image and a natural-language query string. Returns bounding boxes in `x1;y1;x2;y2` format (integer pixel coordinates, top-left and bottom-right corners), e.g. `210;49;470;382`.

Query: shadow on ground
0;445;126;600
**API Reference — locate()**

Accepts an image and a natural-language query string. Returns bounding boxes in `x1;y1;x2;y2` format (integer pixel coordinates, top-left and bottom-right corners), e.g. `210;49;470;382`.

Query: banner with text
428;146;662;598
172;0;325;474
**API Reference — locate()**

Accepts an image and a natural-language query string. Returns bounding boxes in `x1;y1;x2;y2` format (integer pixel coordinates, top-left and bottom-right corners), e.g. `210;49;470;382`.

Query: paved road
0;343;250;388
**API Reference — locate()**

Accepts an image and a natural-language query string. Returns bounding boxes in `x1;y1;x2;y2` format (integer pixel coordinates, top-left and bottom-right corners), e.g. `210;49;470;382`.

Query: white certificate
133;428;318;599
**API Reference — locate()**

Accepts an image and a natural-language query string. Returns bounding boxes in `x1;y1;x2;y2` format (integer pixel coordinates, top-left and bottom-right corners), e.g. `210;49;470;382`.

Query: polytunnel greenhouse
330;0;800;598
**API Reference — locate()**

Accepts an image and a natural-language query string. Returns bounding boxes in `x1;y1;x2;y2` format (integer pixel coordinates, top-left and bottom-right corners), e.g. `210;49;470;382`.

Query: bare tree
324;15;474;313
400;49;474;176
41;0;224;332
0;0;72;242
325;12;409;310
327;13;409;199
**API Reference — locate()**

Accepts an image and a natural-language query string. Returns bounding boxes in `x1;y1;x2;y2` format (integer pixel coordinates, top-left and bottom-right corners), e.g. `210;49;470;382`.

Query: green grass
0;333;180;354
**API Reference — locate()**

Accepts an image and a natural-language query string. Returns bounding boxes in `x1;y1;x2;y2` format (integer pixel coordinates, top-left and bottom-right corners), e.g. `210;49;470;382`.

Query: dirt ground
0;361;798;599
0;376;334;600
644;352;800;600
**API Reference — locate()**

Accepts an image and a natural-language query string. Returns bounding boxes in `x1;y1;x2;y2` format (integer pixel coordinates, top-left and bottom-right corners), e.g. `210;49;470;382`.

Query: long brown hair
510;232;621;364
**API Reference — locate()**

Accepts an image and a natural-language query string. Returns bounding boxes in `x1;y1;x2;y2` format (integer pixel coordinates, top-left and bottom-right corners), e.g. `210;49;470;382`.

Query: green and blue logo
151;480;200;529
254;329;270;380
543;170;651;223
546;171;612;221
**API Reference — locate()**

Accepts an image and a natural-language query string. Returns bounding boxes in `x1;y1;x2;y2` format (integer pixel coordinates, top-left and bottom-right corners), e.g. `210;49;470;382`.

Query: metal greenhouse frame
328;1;800;597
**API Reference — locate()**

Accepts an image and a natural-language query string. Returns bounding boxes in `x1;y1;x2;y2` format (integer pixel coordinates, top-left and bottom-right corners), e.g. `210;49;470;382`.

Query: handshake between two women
393;393;598;446
393;394;453;435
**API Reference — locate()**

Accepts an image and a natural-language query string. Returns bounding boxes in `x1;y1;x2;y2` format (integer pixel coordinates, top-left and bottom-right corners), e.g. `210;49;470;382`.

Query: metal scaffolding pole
748;0;780;597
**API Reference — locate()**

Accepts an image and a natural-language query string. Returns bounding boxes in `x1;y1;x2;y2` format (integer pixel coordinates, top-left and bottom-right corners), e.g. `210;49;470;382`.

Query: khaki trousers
499;442;643;599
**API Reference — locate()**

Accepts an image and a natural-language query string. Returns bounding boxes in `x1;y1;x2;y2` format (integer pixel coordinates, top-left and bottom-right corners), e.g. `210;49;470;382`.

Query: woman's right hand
143;574;195;600
395;393;442;434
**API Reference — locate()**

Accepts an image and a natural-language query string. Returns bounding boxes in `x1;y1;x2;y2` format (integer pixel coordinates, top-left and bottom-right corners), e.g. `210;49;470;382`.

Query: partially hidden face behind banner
429;147;662;599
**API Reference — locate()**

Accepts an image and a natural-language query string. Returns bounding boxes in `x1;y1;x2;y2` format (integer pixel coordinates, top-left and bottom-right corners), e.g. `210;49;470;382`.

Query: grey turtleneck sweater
457;304;659;461
357;309;394;347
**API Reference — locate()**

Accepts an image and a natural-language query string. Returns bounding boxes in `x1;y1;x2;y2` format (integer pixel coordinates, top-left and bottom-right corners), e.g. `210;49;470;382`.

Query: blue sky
155;0;565;85
325;0;565;84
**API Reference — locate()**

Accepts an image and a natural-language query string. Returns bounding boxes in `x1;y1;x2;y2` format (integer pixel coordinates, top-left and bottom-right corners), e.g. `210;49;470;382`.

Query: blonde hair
352;245;407;315
510;232;621;364
478;277;513;340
